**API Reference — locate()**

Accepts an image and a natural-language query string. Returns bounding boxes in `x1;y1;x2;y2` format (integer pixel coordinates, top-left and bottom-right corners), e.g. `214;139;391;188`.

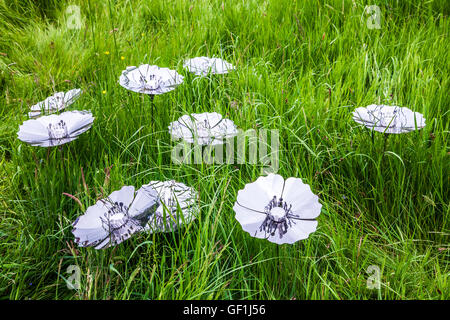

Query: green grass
0;0;448;300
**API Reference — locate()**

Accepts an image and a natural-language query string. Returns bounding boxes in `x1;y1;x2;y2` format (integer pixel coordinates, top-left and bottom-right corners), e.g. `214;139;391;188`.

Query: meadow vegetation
0;0;448;299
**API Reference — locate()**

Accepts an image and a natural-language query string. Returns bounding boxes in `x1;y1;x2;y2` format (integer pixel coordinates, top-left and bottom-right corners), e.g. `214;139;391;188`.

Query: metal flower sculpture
169;112;238;145
183;57;235;76
119;64;184;95
352;104;426;134
28;88;82;118
141;180;199;234
17;110;94;147
233;174;322;244
72;185;160;249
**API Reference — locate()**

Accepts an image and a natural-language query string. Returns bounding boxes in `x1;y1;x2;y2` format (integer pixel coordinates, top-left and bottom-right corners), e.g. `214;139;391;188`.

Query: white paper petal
108;185;135;207
233;203;266;233
273;220;318;244
128;184;160;219
281;177;322;219
257;173;285;200
236;181;272;213
17;120;49;141
63;111;95;135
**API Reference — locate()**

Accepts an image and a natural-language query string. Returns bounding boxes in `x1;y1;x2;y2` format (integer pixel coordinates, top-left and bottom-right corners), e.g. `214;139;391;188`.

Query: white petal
30;136;79;147
233;203;266;234
17;120;48;141
57;111;93;135
281;177;322;219
257;173;285;199
270;220;318;244
64;88;82;105
236;174;285;212
108;185;135;207
128;184;159;219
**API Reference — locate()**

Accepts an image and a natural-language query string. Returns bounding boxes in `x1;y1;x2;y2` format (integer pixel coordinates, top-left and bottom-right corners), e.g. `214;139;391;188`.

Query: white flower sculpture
119;64;184;95
141;180;199;233
183;57;235;76
169;112;238;145
17;110;94;147
72;185;160;249
233;174;322;245
29;88;82;118
352;104;426;134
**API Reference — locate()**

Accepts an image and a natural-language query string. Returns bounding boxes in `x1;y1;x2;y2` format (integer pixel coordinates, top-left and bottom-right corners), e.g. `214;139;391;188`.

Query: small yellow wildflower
102;90;106;94
141;33;145;37
104;51;110;55
121;56;125;60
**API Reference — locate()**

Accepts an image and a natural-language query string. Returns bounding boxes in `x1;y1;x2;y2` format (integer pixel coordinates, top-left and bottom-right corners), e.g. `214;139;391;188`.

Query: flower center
47;120;69;140
101;201;129;230
258;196;295;239
380;110;397;125
47;96;64;110
201;60;211;72
269;207;286;222
197;119;212;131
142;74;162;90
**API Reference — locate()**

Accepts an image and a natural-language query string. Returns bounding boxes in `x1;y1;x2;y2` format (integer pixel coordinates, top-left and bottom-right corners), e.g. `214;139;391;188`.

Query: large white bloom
169;112;238;145
28;88;82;118
233;174;322;245
141;180;199;233
352;104;426;134
17;110;94;147
119;64;184;95
183;57;235;76
72;185;159;249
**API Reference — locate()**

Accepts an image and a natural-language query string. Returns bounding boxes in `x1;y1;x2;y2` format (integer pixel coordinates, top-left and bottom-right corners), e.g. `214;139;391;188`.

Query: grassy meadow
0;0;448;300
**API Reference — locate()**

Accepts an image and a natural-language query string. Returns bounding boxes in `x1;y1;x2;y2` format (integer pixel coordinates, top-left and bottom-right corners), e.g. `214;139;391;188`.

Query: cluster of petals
183;57;235;76
233;174;322;244
353;104;426;134
28;88;82;118
169;112;238;145
72;180;198;249
141;180;199;234
17;110;94;147
119;64;184;95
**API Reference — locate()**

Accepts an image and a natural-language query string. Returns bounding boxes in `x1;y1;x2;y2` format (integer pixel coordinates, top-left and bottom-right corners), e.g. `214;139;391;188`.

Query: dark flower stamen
47;120;69;142
258;196;295;239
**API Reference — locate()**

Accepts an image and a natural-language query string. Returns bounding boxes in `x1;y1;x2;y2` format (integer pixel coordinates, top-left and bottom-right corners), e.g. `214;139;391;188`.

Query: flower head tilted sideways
72;185;160;249
119;64;184;95
28;88;82;118
141;180;199;234
183;57;235;76
233;174;322;245
17;110;94;147
352;104;426;134
169;112;238;145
